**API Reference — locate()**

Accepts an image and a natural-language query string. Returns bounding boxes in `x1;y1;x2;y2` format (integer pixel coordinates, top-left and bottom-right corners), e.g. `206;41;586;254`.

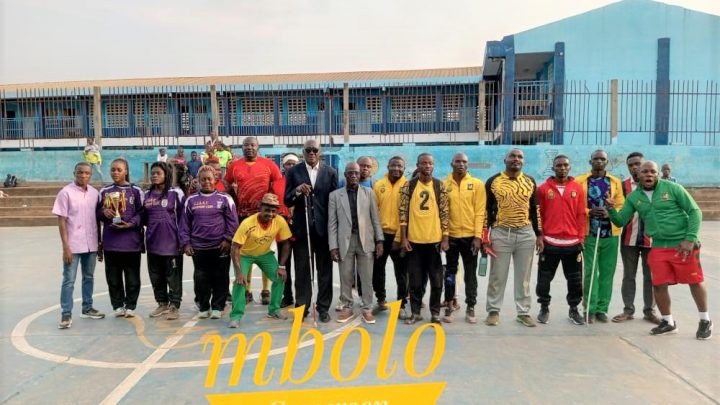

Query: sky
1;0;718;84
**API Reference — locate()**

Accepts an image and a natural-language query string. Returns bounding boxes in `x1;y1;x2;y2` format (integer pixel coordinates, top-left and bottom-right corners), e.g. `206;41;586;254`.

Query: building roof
0;66;482;92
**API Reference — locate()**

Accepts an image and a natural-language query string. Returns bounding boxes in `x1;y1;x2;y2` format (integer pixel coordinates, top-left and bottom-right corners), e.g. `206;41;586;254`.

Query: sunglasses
304;147;319;154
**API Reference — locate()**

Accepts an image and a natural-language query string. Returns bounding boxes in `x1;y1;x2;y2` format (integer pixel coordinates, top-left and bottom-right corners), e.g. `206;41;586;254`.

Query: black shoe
430;314;441;324
595;312;609;323
319;312;331;323
568;307;585;325
280;298;294;308
537;306;550;324
650;320;678;336
696;320;713;340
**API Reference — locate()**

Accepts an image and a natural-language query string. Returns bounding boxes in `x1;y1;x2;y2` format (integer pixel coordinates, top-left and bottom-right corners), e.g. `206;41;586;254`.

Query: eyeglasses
304;147;319;154
345;171;360;176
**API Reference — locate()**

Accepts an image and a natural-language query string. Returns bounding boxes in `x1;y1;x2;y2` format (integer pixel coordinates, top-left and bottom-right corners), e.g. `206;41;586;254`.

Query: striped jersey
621;178;652;247
485;171;540;235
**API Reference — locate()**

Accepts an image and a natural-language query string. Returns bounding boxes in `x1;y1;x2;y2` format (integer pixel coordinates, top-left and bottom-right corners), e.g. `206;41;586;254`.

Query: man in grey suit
329;162;384;324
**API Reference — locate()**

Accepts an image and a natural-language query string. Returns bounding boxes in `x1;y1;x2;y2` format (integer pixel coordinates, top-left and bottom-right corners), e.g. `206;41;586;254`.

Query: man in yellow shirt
372;156;409;319
399;153;449;325
442;152;486;324
228;193;292;328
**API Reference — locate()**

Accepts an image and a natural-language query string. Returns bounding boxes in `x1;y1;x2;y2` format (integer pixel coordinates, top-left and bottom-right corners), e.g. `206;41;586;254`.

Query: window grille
106;102;128;128
287;98;306;125
390;95;435;123
242;99;273;126
367;96;382;123
443;95;463;122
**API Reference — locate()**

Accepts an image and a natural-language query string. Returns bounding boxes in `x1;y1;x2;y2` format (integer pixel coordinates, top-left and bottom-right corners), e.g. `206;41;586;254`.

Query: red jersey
537;176;586;246
224;156;284;217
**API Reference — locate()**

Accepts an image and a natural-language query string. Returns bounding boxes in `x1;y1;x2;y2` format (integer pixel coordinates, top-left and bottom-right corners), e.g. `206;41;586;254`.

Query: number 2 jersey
399;178;449;244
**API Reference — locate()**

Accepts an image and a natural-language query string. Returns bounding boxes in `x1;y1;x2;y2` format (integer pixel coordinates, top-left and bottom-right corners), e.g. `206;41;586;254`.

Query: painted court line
99;319;198;405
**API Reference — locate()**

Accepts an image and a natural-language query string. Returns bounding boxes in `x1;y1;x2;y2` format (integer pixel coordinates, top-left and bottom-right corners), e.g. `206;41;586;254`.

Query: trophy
104;191;126;224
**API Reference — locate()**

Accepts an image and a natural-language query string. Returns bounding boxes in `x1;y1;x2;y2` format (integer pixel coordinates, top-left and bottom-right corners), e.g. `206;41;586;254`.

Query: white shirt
157;154;168;162
305;162;319;187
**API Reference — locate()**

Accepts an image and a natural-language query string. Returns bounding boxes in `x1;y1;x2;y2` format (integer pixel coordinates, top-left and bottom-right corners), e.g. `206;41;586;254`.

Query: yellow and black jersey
485;171;540;235
444;173;486;238
373;174;407;235
399;177;449;244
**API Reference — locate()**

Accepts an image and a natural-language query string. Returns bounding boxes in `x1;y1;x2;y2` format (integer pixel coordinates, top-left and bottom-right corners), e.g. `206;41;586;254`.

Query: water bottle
478;253;488;277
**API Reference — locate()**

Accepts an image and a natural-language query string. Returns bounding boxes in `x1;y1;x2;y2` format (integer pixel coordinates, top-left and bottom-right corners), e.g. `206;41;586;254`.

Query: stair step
0;216;57;227
0;206;54;216
0;196;57;207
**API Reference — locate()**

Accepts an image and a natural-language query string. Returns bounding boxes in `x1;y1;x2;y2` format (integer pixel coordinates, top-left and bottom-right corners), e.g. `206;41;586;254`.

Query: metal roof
0;66;482;91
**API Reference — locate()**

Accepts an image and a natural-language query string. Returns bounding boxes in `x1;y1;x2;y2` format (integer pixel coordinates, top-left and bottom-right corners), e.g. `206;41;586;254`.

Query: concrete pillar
93;86;103;145
343;82;350;145
551;42;565;145
655;38;671;145
210;85;219;137
478;80;487;143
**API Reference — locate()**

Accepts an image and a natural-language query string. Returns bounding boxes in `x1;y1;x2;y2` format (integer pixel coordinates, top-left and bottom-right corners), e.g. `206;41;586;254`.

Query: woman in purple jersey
98;158;144;318
143;162;185;320
179;166;239;320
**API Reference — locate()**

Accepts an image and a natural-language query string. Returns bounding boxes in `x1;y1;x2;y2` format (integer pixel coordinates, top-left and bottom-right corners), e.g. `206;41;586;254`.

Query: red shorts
648;247;704;285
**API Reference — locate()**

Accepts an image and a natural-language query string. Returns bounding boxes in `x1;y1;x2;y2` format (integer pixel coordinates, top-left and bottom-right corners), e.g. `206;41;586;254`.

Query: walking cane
304;193;318;327
585;226;602;326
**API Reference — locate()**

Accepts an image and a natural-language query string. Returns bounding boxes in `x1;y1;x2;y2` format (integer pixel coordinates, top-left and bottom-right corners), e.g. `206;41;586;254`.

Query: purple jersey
179;191;238;250
143;187;185;256
97;184;145;252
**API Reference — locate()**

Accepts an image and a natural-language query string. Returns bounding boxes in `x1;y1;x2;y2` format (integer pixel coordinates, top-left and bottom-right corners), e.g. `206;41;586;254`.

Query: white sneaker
210;310;222;319
124;309;136;318
114;308;126;317
197;310;210;319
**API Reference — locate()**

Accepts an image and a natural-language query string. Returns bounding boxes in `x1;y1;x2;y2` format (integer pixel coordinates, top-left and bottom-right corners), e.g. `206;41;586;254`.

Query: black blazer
284;163;338;237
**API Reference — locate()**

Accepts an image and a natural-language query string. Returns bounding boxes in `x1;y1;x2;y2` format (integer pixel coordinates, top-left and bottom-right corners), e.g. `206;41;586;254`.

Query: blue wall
1;144;718;187
513;0;720;82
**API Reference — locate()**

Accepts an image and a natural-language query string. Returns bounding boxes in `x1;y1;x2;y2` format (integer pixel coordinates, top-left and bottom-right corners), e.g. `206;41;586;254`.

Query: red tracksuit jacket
537;176;587;246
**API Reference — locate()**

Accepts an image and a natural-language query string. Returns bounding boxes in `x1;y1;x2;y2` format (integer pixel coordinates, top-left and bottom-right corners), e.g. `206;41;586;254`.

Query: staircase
1;183;719;227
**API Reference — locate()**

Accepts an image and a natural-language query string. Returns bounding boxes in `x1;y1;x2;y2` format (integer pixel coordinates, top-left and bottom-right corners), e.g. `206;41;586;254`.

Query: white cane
585;226;601;326
304;193;318;327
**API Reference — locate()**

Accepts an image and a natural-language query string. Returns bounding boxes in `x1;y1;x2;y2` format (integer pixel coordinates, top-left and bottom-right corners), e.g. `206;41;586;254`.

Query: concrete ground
1;223;718;405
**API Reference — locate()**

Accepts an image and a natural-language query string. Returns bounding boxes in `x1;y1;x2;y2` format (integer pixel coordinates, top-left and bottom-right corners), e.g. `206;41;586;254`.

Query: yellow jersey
443;173;486;238
373;174;407;235
232;213;292;256
400;178;449;244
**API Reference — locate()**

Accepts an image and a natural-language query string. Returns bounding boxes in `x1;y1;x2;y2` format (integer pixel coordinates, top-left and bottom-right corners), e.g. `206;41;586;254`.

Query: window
149;100;167;127
134;101;145;128
443;95;463;122
287;98;306;125
242;99;273;126
366;96;382;124
390;95;435;123
105;102;128;128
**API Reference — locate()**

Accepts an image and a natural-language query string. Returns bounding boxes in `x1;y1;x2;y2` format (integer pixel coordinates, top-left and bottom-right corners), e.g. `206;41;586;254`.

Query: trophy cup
104;191;126;224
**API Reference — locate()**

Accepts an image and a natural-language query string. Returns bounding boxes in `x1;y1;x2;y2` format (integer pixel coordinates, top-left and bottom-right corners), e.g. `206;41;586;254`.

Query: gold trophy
104;191;127;224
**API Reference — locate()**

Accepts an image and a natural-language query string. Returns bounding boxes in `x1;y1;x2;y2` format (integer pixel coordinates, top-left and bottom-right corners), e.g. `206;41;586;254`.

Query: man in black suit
284;139;339;322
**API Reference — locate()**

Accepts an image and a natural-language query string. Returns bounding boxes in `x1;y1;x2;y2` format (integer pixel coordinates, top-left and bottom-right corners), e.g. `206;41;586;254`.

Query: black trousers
536;244;583;308
104;251;141;311
444;237;479;307
373;233;408;306
407;243;443;316
147;253;183;308
282;243;294;302
293;230;333;315
192;248;230;312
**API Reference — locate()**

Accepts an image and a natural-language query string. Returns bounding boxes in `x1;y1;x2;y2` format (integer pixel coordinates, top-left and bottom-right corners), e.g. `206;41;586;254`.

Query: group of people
56;138;711;340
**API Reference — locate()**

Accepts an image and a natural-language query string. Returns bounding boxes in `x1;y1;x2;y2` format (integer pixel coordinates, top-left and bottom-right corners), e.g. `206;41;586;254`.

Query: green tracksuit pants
583;235;619;314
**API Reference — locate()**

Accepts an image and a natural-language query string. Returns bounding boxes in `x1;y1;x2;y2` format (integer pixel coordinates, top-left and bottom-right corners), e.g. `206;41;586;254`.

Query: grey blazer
328;186;384;260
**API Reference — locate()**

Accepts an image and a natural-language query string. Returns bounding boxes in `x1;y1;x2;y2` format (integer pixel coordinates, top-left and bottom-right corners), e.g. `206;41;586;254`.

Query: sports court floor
1;224;718;404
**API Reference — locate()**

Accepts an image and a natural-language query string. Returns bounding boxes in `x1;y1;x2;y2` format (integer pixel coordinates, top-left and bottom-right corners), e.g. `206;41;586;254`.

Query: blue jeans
60;252;97;315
